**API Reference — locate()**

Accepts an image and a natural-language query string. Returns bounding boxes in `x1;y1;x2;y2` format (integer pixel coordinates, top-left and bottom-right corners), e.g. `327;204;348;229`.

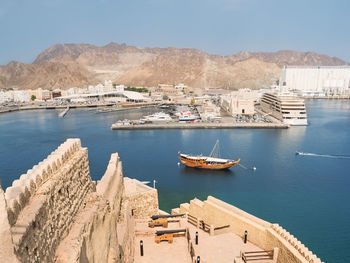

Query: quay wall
111;122;289;130
176;196;323;263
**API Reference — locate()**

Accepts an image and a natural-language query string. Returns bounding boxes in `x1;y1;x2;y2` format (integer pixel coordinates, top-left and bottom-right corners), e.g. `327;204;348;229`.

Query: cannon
155;229;187;243
149;214;185;228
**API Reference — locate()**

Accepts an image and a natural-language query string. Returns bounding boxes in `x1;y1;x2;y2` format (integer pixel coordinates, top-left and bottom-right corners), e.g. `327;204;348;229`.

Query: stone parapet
6;139;94;263
0;139;139;263
123;178;159;219
174;196;324;263
269;224;322;263
55;151;133;263
0;184;19;263
5;139;82;226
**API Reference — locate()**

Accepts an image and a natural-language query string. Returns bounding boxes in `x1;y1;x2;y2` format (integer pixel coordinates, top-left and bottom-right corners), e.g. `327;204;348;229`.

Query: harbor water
1;100;350;263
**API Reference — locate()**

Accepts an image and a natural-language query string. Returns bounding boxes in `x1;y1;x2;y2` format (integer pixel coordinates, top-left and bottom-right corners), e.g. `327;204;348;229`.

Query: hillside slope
0;43;347;90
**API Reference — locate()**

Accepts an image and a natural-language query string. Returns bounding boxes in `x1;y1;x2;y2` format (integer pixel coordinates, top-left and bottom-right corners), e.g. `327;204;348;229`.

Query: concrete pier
58;106;70;118
111;122;289;130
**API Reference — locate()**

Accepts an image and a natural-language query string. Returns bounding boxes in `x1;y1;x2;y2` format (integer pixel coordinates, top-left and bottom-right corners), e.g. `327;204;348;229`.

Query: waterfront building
280;65;350;96
260;92;307;126
0;91;11;103
25;89;39;101
157;83;181;95
25;89;51;101
104;80;114;92
88;83;104;94
66;87;78;96
221;89;256;115
52;89;62;98
58;90;151;103
174;83;187;90
114;84;125;92
12;90;30;102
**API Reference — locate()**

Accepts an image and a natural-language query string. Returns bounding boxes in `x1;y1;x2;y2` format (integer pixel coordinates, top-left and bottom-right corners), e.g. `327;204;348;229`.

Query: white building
261;92;307;126
1;90;30;102
221;89;256;115
104;80;114;93
0;91;12;103
174;83;187;90
88;84;104;94
114;84;125;92
280;66;350;96
88;81;116;94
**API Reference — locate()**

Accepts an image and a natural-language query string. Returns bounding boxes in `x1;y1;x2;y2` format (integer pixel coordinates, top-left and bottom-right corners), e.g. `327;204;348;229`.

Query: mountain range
0;42;348;91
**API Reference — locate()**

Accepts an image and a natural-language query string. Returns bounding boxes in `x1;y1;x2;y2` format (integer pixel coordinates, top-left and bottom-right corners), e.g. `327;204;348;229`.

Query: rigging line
209;139;219;158
238;163;248;170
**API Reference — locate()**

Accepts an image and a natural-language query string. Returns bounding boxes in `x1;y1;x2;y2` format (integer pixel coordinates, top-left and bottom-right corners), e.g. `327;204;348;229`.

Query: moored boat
178;140;240;170
142;112;172;122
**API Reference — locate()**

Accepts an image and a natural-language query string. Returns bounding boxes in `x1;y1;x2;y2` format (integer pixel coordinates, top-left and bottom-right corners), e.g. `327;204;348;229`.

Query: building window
242;109;245;114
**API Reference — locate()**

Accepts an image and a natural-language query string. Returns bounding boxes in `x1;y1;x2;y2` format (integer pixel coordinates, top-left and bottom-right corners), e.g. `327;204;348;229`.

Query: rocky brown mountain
0;61;94;91
0;43;348;91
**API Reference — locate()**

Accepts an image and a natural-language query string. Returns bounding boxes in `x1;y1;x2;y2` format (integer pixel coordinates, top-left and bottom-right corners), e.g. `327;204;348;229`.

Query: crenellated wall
0;183;19;263
55;152;134;263
6;139;94;263
175;196;323;263
5;139;85;226
0;139;140;263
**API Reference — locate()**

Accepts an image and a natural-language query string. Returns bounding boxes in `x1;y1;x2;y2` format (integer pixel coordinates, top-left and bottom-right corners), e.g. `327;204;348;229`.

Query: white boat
178;111;200;122
142;112;172;122
260;92;308;126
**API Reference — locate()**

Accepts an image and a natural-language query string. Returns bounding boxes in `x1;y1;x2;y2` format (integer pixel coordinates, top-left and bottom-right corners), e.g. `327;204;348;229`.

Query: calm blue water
1;100;350;263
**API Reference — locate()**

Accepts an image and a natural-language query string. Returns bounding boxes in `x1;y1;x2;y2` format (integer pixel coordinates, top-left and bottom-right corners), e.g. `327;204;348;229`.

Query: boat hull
179;156;240;170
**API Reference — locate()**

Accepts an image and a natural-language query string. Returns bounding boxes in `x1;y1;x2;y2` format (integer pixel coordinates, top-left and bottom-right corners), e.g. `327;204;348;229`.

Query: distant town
1;65;350;128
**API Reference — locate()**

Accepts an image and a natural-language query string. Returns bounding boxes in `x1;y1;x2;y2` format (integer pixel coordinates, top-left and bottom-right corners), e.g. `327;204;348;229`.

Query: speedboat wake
295;151;350;159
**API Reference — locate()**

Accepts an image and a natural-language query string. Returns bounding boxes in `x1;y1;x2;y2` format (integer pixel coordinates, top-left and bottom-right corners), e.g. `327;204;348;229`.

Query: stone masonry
0;139;159;263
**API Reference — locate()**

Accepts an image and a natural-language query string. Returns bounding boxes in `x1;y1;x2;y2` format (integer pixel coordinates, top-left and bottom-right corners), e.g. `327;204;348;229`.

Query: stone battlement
174;196;323;263
269;224;321;263
0;138;159;263
5;139;83;226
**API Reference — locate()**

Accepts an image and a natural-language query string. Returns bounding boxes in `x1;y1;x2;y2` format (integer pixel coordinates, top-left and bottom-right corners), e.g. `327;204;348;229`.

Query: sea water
1;100;350;263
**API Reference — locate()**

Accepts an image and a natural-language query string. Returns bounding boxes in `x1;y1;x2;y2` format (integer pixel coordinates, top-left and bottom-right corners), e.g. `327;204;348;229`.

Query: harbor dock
58;106;70;117
111;122;289;130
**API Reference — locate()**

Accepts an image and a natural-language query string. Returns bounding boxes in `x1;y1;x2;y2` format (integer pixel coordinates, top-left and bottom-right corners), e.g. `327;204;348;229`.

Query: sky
0;0;349;65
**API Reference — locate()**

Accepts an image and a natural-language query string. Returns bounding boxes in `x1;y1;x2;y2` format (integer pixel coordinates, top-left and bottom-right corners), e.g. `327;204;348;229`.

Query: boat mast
209;140;220;158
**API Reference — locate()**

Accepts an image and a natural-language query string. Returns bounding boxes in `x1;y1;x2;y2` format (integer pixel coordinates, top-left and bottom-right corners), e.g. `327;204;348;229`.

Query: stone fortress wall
0;139;159;263
173;196;323;263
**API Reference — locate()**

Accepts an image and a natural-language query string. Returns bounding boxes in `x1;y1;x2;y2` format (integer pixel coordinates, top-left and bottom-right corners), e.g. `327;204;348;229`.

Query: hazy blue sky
0;0;349;65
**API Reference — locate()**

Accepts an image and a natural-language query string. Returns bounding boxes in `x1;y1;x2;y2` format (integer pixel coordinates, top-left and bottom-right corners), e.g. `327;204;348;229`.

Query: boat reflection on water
180;166;234;177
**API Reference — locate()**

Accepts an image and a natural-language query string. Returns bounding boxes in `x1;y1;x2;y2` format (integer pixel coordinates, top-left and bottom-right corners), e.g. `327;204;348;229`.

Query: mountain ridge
0;42;348;91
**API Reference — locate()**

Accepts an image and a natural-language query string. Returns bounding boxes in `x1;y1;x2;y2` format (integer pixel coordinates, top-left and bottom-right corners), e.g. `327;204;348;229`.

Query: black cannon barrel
156;229;187;236
151;214;185;220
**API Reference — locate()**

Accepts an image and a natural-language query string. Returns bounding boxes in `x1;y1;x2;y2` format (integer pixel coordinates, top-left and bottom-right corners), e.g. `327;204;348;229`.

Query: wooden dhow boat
179;140;240;170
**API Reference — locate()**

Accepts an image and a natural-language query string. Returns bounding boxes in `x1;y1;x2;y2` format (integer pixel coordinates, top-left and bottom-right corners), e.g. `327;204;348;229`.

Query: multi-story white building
0;91;11;103
114;84;125;92
261;92;307;126
12;90;30;102
280;66;350;96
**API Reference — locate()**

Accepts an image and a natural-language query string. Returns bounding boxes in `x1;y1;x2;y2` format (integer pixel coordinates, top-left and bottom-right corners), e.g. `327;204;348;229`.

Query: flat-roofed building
280;65;350;96
221;89;256;115
157;84;180;95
